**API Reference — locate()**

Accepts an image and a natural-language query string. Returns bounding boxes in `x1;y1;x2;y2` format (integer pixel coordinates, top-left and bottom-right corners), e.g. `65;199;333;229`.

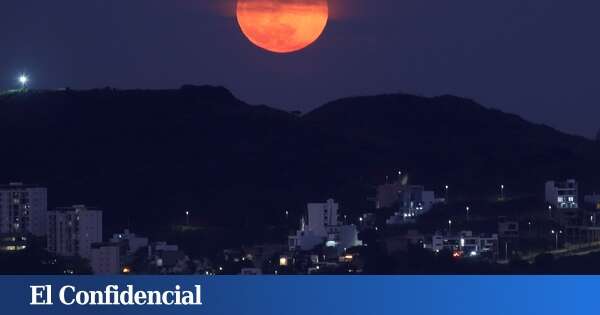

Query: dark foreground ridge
1;86;599;240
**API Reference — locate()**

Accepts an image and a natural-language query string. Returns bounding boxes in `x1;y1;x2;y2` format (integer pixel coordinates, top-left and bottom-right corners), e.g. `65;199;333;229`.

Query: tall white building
289;199;362;253
307;199;339;237
545;179;578;209
47;205;102;259
0;183;47;236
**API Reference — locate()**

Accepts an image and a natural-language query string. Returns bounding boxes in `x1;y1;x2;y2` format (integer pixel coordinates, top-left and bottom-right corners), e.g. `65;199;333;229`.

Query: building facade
47;205;102;259
545;179;578;209
375;181;403;209
289;199;362;253
428;231;499;258
0;183;47;236
307;199;339;237
90;243;121;275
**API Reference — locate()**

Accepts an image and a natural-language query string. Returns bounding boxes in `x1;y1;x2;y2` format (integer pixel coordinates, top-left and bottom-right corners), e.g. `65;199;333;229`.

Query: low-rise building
90;242;122;275
110;229;148;255
147;241;190;274
545;179;578;209
498;221;519;238
427;231;498;258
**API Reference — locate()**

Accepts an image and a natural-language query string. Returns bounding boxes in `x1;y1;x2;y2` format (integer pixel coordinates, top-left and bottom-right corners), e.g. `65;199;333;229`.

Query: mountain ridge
1;85;599;239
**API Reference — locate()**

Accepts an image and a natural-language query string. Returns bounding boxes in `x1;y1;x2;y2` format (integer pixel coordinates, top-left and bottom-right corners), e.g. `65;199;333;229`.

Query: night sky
1;0;599;138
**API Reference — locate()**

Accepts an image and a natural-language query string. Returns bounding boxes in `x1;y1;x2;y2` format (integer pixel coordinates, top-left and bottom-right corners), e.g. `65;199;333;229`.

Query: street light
18;74;28;89
466;206;470;219
551;229;563;250
500;184;505;200
444;185;449;202
448;220;452;234
548;205;552;217
185;210;190;225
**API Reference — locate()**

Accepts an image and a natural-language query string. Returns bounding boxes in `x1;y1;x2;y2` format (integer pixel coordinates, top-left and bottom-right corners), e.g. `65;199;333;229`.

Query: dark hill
1;87;599;242
303;94;600;199
0;86;330;235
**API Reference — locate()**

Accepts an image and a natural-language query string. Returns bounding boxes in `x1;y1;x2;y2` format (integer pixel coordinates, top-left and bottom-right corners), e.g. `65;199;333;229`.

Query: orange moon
236;0;329;53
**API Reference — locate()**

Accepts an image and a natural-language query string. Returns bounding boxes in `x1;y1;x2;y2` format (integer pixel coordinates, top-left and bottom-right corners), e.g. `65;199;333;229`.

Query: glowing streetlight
185;210;190;225
18;74;28;89
448;220;452;234
500;184;505;200
466;206;470;218
445;185;449;202
551;229;563;249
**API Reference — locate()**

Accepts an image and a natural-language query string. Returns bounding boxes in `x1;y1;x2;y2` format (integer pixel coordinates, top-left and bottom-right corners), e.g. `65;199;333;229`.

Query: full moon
236;0;329;53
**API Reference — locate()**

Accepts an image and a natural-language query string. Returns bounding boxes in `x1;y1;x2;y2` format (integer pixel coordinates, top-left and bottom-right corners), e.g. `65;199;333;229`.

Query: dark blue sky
1;0;599;138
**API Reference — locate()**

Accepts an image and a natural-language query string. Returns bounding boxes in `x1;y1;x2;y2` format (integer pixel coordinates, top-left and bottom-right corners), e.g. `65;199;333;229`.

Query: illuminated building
0;183;47;237
429;231;499;258
288;199;362;253
0;233;28;251
545;179;579;209
47;205;103;259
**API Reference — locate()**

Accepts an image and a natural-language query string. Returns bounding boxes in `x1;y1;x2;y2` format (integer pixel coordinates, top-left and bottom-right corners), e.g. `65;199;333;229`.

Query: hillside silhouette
1;86;599;238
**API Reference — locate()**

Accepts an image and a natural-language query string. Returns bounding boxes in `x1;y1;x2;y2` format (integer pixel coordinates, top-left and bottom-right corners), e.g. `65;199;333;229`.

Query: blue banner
0;276;593;314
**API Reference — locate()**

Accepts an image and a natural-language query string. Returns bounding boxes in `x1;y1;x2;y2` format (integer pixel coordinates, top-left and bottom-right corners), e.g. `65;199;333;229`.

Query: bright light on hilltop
18;74;28;89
